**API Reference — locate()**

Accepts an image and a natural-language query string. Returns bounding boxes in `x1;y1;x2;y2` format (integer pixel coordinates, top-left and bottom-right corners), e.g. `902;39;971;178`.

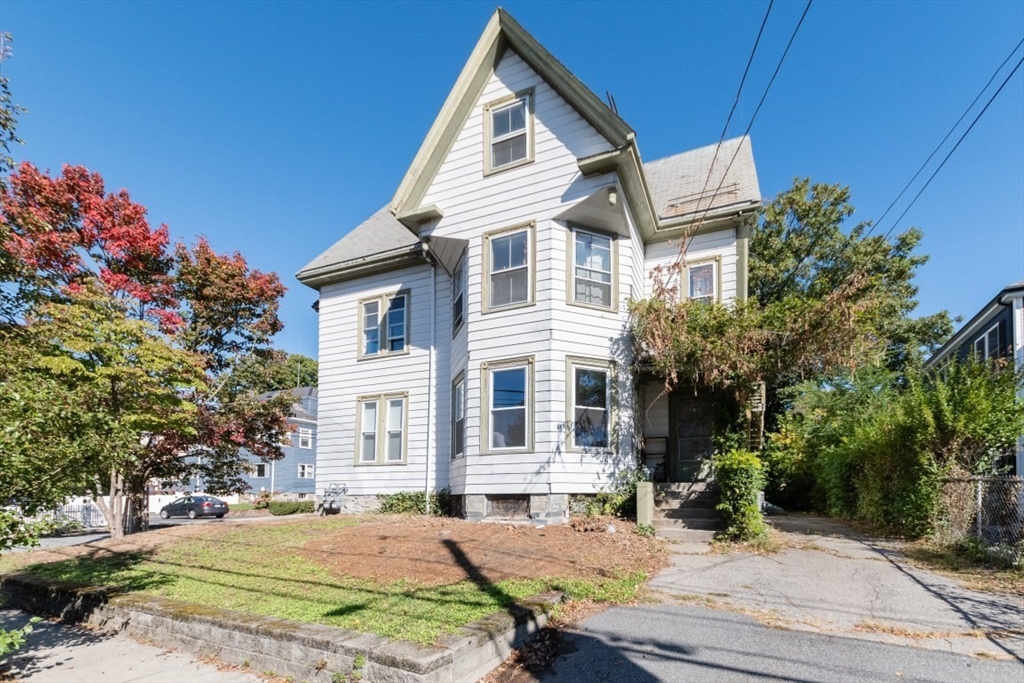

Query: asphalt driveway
528;514;1023;682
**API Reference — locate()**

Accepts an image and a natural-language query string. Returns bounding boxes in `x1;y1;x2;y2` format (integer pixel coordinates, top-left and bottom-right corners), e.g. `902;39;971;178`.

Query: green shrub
712;449;767;541
268;500;315;516
252;491;272;510
376;489;456;516
571;475;639;518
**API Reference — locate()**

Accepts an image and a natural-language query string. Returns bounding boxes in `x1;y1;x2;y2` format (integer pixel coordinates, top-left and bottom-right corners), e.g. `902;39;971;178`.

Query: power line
694;0;775;215
866;37;1024;238
881;52;1024;239
687;0;813;242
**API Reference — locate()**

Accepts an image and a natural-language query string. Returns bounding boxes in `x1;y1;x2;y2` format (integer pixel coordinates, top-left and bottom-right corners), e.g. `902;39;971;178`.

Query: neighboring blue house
238;387;319;499
926;281;1024;476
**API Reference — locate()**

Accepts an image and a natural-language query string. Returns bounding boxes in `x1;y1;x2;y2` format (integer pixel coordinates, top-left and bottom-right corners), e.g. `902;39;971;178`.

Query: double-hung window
975;324;1000;360
252;463;267;478
452;260;465;335
360;292;409;357
483;358;533;452
451;375;465;459
687;260;717;304
485;91;532;173
568;359;612;450
298;428;312;449
298;464;314;479
571;227;615;310
357;394;407;464
485;225;533;311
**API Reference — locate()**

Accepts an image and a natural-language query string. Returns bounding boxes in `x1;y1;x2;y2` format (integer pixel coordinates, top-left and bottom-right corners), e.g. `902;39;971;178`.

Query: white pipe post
425;260;436;515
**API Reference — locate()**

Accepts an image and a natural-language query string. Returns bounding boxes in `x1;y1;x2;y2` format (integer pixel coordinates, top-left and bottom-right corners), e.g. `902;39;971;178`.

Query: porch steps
653;482;722;543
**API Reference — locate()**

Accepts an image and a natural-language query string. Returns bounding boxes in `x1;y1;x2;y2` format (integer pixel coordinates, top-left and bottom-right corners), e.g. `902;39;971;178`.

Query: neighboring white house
297;9;761;523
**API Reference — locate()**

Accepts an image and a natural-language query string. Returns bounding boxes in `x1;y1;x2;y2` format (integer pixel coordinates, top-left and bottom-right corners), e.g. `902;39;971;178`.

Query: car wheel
187;509;198;519
215;514;225;519
160;509;169;519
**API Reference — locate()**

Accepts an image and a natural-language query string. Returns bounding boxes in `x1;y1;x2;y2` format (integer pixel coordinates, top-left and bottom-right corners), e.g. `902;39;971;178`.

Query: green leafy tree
224;350;318;396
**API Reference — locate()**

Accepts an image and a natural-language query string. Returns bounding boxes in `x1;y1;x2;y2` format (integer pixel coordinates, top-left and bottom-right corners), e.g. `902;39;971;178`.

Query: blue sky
1;1;1021;358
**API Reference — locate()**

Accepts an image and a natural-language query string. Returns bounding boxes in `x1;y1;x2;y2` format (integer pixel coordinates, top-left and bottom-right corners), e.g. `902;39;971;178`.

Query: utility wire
866;37;1024;238
881;53;1024;239
693;0;775;219
686;0;813;242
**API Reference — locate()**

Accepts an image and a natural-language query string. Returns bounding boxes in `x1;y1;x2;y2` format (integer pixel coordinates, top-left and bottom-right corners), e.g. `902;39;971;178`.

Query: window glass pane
387;432;403;461
492;107;510;138
363;301;379;354
575;280;612;307
576;233;611;271
361;434;376;462
491;134;527;168
490;269;528;308
492;368;526;408
361;401;377;432
492;408;526;449
575;369;608;408
509;231;528;268
975;338;985;357
986;328;999;359
387;296;406;351
574;407;608;448
492;235;511;272
452;264;464;332
387;399;404;431
508;100;526;131
690;263;715;301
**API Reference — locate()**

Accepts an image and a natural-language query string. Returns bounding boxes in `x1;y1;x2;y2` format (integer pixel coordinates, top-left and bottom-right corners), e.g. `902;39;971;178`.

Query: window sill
357;348;412;361
354;460;409;467
482;300;535;315
483;156;534;178
567;299;618;314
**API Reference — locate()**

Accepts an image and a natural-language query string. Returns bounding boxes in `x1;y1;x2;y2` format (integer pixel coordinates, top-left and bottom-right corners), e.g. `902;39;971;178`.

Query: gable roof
925;280;1024;368
643;136;761;222
295;206;422;287
390;8;634;224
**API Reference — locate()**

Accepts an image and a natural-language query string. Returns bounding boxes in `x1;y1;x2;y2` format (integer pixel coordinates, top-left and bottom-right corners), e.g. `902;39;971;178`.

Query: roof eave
924;283;1024;367
295;245;424;290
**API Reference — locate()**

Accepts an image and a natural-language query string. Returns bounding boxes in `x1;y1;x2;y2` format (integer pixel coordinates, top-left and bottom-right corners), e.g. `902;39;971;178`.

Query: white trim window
279;430;292;448
357;394;408;465
452;376;465;459
298;464;314;479
573;229;613;308
688;261;717;304
251;463;267;478
452;260;465;335
572;364;610;449
361;293;408;357
298;428;313;449
975;324;1001;360
489;229;530;309
489;365;528;450
490;96;529;170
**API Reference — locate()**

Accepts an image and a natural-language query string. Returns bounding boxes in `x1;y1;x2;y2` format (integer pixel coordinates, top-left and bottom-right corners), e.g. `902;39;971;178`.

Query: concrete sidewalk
0;609;261;682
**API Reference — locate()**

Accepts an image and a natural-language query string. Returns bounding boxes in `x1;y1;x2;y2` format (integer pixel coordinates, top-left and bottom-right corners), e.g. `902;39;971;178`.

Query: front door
669;391;714;482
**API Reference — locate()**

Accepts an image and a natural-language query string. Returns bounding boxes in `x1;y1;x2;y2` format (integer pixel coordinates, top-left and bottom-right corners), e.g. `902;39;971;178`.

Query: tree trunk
92;467;125;540
123;479;148;535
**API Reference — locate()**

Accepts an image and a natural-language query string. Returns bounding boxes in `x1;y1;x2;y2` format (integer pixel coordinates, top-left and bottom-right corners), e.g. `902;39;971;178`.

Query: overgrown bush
376;489;456;516
571;474;641;518
268;500;314;516
712;449;767;541
252;491;272;510
766;359;1024;537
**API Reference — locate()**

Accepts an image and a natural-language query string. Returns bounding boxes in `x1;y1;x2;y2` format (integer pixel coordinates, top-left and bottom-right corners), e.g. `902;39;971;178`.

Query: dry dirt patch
300;515;665;585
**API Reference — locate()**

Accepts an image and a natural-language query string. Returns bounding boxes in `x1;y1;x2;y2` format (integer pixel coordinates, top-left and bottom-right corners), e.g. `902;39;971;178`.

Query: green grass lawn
1;519;646;645
226;503;255;512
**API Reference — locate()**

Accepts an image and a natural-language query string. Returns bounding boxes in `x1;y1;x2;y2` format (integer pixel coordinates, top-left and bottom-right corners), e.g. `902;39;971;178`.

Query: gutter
925;284;1024;367
295;244;424;290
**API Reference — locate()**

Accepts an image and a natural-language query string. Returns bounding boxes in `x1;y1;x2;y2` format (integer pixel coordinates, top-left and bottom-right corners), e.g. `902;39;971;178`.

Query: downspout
736;215;753;302
422;244;437;515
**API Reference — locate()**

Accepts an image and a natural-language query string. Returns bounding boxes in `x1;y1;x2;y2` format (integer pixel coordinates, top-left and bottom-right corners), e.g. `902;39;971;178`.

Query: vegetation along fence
933;476;1023;568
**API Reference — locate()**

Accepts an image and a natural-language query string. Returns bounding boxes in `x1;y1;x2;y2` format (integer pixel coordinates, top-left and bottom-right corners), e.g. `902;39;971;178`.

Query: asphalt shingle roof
297;206;420;280
643;136;761;221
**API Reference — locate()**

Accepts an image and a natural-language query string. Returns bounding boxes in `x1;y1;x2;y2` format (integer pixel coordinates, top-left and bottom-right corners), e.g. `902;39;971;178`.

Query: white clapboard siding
644;229;738;301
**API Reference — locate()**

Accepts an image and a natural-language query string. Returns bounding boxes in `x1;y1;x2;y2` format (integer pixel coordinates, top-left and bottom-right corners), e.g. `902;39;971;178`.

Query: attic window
485;90;533;174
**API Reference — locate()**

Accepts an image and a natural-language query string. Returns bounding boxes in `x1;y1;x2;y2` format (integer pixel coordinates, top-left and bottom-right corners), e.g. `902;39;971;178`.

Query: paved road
539;604;1023;683
0;609;260;683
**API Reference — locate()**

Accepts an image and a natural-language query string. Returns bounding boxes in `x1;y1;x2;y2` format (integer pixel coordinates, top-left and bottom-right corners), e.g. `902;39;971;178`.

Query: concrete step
656;527;717;542
654;507;723;520
656;482;715;493
653;517;724;531
654;497;717;510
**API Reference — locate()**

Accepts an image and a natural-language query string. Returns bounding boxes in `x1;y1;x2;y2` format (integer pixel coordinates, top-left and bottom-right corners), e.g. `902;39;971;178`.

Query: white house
297;9;761;523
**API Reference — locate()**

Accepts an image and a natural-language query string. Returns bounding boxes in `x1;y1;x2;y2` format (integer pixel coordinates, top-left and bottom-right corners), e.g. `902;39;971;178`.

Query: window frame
251;463;268;478
483;89;535;176
684;256;722;304
298;428;313;450
357;290;411;359
480;357;535;454
976;323;1001;360
565;356;616;452
354;392;409;466
298;463;315;479
452;257;465;336
451;371;466;460
566;224;619;312
482;222;536;314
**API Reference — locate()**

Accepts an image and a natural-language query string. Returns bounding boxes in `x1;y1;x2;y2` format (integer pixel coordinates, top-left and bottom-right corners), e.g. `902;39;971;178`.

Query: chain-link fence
933;476;1023;568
